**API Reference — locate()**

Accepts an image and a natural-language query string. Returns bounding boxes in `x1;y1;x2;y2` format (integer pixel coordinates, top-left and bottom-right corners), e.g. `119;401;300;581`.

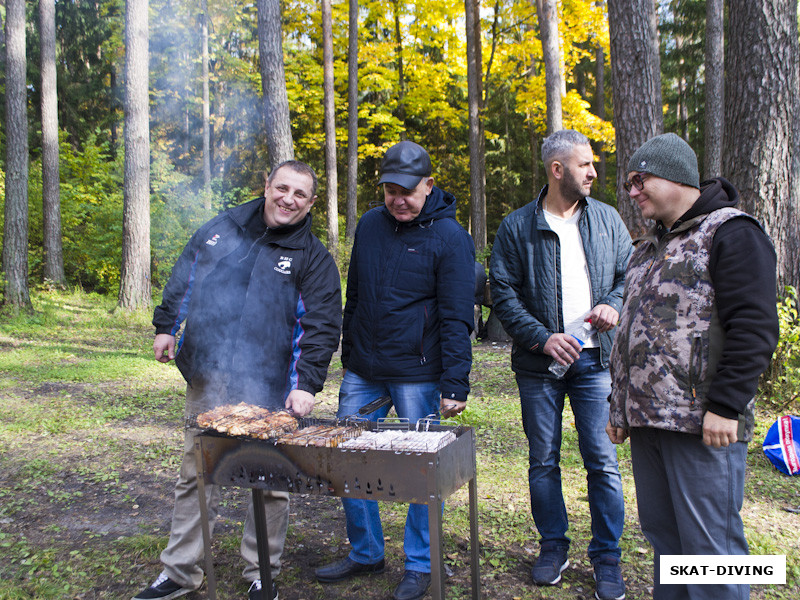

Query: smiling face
262;166;317;228
383;177;434;222
626;171;696;228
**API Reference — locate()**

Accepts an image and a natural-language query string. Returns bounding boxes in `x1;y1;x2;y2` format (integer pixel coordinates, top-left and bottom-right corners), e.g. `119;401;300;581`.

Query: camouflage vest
609;207;757;441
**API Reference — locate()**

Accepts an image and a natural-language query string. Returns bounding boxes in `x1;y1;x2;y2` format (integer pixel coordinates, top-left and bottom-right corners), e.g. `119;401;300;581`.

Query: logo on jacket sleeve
205;234;220;246
275;256;293;275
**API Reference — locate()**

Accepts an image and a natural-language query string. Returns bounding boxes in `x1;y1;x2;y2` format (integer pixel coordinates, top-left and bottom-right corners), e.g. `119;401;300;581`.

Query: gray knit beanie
627;133;700;189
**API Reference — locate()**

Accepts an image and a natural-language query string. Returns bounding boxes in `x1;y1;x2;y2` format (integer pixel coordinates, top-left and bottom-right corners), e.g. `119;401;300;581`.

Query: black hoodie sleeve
706;217;779;419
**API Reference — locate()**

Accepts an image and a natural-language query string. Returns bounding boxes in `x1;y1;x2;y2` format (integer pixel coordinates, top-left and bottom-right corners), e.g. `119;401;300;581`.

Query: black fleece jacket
660;177;779;420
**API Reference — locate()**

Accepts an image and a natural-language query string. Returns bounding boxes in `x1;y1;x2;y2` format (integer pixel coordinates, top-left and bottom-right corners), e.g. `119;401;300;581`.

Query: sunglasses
623;173;649;192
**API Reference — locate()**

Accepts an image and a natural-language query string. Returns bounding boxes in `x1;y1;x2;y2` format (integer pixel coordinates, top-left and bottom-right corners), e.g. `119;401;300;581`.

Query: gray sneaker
531;545;569;585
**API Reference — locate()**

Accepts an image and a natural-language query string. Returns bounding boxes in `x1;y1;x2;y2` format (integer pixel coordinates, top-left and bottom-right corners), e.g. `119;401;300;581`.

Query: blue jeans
517;349;624;558
337;370;441;573
630;427;749;600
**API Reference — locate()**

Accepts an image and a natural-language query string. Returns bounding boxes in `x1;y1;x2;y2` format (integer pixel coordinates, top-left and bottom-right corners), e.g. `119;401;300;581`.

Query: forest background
1;0;799;309
2;2;800;598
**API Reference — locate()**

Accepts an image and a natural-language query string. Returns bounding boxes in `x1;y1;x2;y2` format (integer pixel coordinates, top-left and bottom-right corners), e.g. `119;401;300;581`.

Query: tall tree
258;0;294;167
345;0;359;241
607;0;663;235
704;0;724;178
3;0;32;310
201;0;212;194
321;0;338;262
466;0;486;255
724;0;800;291
118;0;152;310
40;0;66;287
535;0;563;134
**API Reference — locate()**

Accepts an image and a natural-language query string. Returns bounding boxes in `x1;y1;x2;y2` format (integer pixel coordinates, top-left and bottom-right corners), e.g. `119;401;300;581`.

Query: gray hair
267;160;318;197
541;129;591;169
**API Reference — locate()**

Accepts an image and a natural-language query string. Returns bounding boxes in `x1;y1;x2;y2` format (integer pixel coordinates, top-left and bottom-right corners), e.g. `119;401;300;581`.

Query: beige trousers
159;381;290;589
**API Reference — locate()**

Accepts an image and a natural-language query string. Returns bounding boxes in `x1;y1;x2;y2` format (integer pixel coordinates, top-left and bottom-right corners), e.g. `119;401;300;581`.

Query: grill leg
428;499;445;600
251;488;273;596
469;475;481;599
195;440;218;600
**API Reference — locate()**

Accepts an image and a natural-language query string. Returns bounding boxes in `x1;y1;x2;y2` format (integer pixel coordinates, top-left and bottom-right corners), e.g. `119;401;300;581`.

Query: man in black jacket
133;161;342;600
314;141;475;600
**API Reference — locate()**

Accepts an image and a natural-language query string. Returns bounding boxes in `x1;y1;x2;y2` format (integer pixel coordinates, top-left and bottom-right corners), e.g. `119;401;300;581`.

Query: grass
0;288;797;599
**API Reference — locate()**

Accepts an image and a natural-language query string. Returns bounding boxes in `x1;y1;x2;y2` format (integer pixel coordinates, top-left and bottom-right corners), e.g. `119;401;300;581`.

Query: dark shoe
132;573;193;600
315;556;385;583
592;555;625;600
392;570;431;600
531;545;569;585
248;579;278;600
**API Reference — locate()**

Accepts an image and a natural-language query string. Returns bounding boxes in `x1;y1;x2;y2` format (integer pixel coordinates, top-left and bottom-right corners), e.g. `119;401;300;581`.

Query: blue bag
762;415;800;476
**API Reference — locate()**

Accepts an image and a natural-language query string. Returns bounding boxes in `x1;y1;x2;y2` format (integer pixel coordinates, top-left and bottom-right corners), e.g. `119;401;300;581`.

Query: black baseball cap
377;141;432;190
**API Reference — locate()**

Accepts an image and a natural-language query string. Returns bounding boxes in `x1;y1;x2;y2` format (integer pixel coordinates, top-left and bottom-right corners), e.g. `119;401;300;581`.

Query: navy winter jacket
152;198;342;409
489;186;633;375
341;187;475;401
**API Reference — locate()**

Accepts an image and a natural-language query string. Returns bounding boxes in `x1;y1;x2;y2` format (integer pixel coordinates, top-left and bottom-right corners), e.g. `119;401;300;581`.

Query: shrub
760;285;800;410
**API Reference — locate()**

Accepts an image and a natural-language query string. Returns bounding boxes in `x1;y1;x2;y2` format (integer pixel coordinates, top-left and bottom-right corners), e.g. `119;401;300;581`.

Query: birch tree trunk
724;0;800;291
40;0;66;287
3;0;32;310
607;0;662;236
258;0;294;167
118;0;152;310
321;0;339;262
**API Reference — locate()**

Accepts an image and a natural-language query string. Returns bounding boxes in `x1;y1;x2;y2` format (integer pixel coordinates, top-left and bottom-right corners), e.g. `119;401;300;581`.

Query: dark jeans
516;349;624;558
630;427;750;600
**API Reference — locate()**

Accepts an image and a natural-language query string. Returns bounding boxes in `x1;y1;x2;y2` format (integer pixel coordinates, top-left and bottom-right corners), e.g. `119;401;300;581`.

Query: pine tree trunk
118;0;152;310
40;0;66;287
321;0;339;263
2;0;32;311
607;0;662;236
393;0;406;134
466;0;486;255
535;0;563;135
201;0;211;196
345;0;359;241
258;0;294;167
704;0;724;178
594;35;607;202
724;0;800;291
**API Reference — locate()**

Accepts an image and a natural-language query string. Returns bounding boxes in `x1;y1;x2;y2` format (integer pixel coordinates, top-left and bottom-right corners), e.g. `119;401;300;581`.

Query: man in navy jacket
135;161;341;600
315;141;475;600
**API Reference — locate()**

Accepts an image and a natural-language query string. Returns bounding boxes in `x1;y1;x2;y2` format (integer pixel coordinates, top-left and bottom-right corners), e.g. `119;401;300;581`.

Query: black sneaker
530;545;569;585
248;579;278;600
132;573;193;600
592;555;625;600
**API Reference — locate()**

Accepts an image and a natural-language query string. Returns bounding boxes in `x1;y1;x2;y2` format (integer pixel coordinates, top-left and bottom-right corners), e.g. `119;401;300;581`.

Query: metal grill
194;419;480;600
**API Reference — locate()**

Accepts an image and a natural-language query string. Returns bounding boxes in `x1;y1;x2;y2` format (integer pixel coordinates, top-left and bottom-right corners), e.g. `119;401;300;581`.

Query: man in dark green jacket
490;130;632;600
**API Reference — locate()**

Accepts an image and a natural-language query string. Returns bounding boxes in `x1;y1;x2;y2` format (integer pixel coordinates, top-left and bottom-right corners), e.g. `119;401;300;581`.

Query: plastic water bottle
548;321;594;379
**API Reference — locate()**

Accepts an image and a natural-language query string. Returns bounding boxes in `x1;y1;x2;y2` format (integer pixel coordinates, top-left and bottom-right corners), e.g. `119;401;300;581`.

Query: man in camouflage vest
607;133;779;600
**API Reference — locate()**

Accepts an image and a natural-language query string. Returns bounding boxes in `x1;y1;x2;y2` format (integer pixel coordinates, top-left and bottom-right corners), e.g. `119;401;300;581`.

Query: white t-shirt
543;206;598;348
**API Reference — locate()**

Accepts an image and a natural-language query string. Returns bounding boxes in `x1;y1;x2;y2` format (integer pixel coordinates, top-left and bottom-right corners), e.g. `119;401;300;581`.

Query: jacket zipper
419;305;428;365
689;333;702;407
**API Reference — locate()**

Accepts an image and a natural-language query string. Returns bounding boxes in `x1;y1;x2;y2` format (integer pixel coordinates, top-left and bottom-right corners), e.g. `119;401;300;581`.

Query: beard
561;168;591;203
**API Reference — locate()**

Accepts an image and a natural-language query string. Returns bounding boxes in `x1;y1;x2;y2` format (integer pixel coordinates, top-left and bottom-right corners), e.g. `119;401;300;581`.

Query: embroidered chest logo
275;256;293;275
205;234;220;246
